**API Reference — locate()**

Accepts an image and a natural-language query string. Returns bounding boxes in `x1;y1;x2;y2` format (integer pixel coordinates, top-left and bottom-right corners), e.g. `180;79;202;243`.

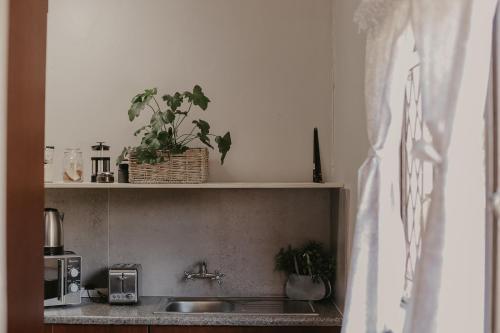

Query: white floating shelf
44;182;344;189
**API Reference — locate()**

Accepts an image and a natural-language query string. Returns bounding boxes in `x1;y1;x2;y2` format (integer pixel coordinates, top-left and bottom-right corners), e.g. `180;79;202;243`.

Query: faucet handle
200;261;208;274
214;271;225;285
184;271;191;280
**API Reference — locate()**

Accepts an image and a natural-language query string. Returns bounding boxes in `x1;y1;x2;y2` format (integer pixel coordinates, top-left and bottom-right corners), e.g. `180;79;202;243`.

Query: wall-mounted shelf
44;182;344;189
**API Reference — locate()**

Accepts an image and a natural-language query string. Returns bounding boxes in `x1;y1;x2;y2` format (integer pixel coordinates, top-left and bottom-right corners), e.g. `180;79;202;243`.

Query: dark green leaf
131;94;143;104
192;119;210;135
184;85;210;110
192;119;213;148
215;132;231;164
162;92;183;112
157;130;173;146
166;110;176;124
197;133;213;149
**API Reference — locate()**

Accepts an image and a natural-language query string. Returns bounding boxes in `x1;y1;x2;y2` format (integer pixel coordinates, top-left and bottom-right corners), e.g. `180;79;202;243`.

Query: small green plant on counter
275;241;335;284
117;85;231;165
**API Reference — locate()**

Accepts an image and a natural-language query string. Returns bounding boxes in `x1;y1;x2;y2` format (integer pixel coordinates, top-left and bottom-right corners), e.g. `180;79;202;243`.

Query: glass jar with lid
44;146;55;183
63;148;83;182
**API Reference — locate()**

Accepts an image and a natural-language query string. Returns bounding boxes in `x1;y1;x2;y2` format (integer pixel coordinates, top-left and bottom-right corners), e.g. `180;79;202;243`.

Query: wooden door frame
6;0;48;332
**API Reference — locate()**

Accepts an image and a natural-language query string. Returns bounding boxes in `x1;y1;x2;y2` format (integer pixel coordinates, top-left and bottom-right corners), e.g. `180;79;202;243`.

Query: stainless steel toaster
108;264;141;304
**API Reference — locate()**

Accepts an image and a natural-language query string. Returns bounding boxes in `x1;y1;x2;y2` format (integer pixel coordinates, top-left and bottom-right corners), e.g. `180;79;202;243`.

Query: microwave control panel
66;256;81;294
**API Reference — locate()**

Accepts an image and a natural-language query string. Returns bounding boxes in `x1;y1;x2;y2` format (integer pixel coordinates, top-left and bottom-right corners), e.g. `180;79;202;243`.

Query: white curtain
343;0;499;332
405;0;497;332
342;1;412;332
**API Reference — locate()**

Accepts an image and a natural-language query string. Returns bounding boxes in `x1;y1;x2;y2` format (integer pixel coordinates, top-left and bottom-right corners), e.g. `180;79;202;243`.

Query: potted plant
275;241;335;301
118;85;231;184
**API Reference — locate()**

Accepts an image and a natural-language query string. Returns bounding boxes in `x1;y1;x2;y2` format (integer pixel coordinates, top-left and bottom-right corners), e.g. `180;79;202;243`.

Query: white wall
0;0;7;330
332;0;367;259
45;0;334;183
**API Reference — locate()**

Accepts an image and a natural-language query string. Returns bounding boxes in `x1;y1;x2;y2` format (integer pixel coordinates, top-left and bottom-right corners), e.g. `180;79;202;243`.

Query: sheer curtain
405;0;497;332
342;1;412;332
342;0;499;332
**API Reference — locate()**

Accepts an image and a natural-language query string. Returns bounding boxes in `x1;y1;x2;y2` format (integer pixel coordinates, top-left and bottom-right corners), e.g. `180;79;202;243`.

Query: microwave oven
44;254;82;307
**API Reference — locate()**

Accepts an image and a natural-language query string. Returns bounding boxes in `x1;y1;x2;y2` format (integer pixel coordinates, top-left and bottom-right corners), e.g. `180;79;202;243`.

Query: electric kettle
44;208;64;256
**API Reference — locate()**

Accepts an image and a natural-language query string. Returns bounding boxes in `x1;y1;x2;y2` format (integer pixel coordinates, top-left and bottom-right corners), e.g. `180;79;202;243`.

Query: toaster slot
122;272;136;294
109;272;124;293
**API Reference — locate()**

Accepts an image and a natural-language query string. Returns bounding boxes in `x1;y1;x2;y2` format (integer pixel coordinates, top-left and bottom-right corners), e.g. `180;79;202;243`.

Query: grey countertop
44;297;342;327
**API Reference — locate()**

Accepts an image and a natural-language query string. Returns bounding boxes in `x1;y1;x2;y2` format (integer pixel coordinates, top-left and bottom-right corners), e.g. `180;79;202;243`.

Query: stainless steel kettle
44;208;64;256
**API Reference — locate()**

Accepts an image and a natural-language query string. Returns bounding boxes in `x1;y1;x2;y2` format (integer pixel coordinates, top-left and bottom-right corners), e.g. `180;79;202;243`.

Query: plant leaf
128;88;158;121
128;102;144;121
162;92;183;112
215;132;231;164
116;147;130;166
157;130;173;146
192;119;210;135
134;125;149;136
166;110;176;124
150;138;161;150
184;85;210;110
197;133;213;149
150;113;164;132
145;88;157;95
192;119;213;148
142;131;158;145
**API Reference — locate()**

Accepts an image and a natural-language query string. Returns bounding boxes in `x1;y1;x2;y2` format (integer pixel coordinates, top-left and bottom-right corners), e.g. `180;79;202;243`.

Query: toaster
108;264;141;304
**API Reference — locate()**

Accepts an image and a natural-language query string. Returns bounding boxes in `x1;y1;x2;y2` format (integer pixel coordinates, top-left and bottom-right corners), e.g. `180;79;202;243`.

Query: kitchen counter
44;297;343;327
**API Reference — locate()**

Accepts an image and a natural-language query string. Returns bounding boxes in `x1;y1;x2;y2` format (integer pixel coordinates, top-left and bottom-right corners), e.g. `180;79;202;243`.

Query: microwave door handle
57;259;65;303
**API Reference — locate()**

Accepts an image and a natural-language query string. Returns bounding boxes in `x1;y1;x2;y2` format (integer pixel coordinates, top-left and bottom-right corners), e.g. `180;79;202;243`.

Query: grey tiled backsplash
45;189;332;297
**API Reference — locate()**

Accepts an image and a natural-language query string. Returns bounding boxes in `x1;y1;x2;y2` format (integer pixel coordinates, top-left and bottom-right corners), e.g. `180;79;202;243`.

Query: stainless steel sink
160;297;317;315
165;300;235;313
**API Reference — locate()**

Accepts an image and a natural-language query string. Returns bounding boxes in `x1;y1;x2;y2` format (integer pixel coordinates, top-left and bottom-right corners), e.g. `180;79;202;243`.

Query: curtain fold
341;1;412;332
404;1;498;332
344;0;499;332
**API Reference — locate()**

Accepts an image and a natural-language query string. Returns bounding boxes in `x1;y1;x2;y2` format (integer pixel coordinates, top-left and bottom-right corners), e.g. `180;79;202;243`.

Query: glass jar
44;146;55;183
63;148;83;182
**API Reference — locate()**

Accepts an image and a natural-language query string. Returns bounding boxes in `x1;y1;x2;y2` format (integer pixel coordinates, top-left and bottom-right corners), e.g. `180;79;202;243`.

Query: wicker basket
129;148;208;184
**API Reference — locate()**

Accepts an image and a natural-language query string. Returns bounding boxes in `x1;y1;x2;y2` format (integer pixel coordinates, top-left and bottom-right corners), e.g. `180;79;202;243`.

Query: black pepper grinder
91;142;111;182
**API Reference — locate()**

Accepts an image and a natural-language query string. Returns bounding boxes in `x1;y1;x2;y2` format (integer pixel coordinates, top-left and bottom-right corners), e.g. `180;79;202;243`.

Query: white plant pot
285;274;331;301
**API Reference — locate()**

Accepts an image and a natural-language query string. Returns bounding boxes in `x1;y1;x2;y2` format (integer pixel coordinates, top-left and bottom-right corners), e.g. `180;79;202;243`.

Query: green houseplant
118;85;231;166
118;85;231;184
275;241;335;300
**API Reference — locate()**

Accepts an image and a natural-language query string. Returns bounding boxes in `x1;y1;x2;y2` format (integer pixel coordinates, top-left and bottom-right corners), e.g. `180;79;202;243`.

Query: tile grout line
107;188;110;269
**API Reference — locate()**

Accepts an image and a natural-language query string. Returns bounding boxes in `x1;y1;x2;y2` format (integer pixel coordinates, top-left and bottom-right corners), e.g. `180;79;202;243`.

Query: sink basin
165;300;235;313
161;298;317;315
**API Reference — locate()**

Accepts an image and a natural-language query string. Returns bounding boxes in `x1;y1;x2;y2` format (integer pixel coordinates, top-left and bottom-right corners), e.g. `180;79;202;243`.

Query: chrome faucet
184;261;224;285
